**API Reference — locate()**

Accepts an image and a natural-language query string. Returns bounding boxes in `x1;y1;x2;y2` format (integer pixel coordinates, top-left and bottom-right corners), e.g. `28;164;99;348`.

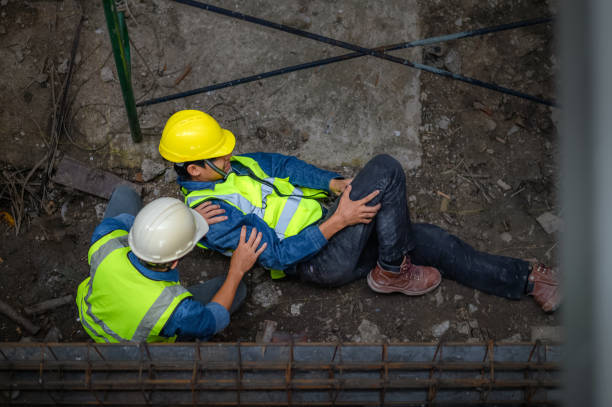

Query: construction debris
536;212;564;234
0;299;39;335
51;156;142;199
24;294;73;316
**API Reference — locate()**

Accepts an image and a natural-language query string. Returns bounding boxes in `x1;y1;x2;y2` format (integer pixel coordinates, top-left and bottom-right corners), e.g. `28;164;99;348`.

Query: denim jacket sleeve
90;214;135;244
161;299;230;341
201;199;329;270
238;152;341;191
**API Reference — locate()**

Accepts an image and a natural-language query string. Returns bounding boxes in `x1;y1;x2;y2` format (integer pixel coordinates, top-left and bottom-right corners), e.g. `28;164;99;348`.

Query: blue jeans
297;155;530;300
105;186;246;311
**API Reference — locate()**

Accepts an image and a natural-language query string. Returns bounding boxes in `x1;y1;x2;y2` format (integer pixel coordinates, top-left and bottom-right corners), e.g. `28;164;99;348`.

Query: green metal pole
102;0;142;143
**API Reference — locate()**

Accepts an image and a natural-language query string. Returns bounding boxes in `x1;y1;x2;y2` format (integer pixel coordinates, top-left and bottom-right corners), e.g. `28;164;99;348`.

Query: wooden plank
51;156;142;199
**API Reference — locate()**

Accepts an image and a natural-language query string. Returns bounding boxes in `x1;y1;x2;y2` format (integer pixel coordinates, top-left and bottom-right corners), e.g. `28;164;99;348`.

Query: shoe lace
534;263;556;275
400;261;422;280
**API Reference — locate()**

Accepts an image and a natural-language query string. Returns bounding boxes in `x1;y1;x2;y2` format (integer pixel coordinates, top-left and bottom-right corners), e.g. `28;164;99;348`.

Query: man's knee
365;154;405;180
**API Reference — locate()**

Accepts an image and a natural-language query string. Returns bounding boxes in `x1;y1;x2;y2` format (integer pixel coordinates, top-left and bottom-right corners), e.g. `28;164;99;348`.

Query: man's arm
202;188;381;270
90;213;135;245
162;227;266;341
161;299;229;341
203;200;327;270
239;152;341;191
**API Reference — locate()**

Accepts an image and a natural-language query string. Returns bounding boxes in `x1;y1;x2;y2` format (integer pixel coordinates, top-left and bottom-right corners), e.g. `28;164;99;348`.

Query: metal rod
137;16;552;107
102;0;142;142
170;0;557;106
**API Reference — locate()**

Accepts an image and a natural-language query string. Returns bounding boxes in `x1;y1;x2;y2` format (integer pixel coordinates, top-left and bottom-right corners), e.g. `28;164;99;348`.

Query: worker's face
187;153;232;182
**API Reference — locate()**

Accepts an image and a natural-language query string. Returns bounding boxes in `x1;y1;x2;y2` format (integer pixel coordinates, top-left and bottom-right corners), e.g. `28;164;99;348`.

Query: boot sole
367;272;441;296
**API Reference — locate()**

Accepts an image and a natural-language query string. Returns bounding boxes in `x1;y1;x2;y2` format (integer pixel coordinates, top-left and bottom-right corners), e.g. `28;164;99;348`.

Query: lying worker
76;185;266;343
158;110;560;313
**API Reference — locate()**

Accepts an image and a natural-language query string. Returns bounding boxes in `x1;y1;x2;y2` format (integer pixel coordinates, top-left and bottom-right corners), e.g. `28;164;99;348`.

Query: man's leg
297;154;432;287
104;185;142;218
187;276;247;314
408;223;530;299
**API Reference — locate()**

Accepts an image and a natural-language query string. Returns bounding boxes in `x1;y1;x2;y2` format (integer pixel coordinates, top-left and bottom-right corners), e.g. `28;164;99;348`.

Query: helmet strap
204;159;229;179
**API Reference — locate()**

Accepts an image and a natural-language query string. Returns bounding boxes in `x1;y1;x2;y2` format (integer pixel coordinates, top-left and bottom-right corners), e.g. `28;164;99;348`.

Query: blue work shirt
90;214;229;341
177;152;341;272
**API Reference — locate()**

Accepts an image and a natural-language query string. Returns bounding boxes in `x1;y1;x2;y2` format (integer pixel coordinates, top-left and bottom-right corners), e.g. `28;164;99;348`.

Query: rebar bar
0;341;561;406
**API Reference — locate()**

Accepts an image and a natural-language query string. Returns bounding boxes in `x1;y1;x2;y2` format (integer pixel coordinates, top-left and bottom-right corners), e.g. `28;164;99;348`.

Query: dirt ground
0;0;560;344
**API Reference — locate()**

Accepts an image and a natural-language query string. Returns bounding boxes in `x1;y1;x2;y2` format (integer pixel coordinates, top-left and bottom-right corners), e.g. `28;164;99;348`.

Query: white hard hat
128;197;209;263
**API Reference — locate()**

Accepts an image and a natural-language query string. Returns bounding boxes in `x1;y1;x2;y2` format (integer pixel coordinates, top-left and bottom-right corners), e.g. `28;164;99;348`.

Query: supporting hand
194;201;227;225
333;185;381;227
229;226;267;277
211;226;267;311
319;185;381;240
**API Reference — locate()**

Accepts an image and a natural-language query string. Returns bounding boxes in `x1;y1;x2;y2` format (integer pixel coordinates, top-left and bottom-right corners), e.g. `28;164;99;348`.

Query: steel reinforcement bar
0;341;562;405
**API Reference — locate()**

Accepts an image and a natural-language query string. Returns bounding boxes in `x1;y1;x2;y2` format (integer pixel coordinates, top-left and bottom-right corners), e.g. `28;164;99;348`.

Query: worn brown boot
367;256;441;296
528;264;561;312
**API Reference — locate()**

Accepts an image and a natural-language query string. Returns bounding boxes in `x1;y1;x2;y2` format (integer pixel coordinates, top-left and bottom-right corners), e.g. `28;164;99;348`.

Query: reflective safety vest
182;155;329;278
76;229;192;343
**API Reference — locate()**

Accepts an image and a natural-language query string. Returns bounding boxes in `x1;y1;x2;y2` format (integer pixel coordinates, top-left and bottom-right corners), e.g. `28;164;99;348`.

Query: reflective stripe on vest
77;230;191;343
184;156;326;241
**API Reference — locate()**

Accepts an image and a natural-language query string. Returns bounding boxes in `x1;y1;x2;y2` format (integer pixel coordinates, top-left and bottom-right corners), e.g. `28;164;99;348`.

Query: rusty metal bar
0;342;561;405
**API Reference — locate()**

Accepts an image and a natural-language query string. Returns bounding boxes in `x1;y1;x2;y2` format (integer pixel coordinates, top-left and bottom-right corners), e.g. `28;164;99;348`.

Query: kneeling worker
76;186;266;343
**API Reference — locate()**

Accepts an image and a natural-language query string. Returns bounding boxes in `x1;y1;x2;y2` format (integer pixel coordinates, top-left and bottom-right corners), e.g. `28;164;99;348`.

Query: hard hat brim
216;129;236;157
189;207;209;243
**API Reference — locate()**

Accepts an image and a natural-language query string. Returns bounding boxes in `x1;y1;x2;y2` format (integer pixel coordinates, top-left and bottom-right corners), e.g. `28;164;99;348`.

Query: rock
468;304;478;314
43;326;62;342
164;168;176;184
453;294;464;302
0;25;6;35
456;321;470;335
252;281;282;308
454;17;463;27
469;319;479;329
484;117;497;131
531;326;562;342
499;232;512;243
15;46;24;62
497;179;512;191
354;319;387;343
536;212;563;234
500;333;522;343
507;125;520;136
141;159;165;182
57;58;69;74
393;130;401;137
437;116;451;130
100;66;114;82
443;49;462;73
434;289;444;307
425;44;446;57
0;0;7;6
35;73;48;84
290;303;304;316
94;203;106;220
431;320;450;338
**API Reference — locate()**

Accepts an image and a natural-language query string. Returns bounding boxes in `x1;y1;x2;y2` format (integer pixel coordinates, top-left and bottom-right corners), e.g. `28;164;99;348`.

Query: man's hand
329;178;353;195
319;185;381;240
228;226;267;277
333;185;381;227
194;201;227;225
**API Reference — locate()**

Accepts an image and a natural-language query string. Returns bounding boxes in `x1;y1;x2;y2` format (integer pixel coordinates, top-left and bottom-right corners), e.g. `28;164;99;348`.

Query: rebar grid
0;341;561;406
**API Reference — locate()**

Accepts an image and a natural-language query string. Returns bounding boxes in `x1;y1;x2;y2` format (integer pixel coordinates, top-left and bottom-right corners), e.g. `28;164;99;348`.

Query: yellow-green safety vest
182;155;328;279
75;229;192;343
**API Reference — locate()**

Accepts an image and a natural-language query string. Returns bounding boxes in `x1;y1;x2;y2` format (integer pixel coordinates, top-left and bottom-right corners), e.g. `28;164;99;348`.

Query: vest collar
127;252;180;282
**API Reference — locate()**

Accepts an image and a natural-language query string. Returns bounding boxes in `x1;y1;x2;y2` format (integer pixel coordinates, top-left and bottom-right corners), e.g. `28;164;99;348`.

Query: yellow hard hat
159;110;236;163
